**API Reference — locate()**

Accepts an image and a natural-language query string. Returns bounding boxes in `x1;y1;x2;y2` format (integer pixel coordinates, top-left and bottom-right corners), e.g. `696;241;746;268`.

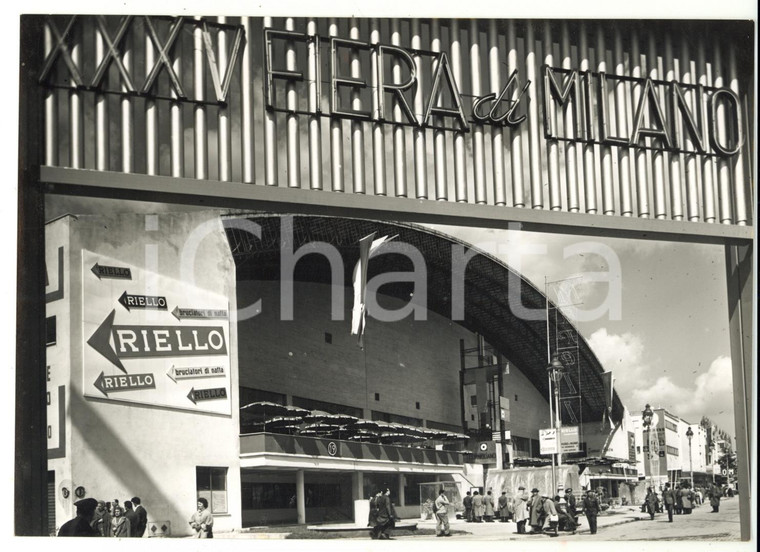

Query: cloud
587;328;650;396
628;355;735;433
589;328;736;434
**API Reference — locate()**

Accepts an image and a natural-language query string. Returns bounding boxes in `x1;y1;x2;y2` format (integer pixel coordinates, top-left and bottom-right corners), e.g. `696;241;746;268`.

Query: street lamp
547;354;565;493
710;442;716;484
642;404;654;489
686;426;694;487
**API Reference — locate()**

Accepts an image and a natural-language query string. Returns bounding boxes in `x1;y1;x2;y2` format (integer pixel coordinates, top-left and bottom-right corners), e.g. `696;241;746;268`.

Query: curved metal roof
223;213;625;425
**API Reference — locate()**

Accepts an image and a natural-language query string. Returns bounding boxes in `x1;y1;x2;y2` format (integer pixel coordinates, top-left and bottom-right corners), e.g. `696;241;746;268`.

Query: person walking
189;497;214;538
497;491;509;522
512;486;529;534
462;491;473;523
483;490;495;522
708;483;721;513
565;488;578;527
662;483;677;522
375;488;399;540
645;487;658;520
368;490;382;539
58;498;100;537
582;489;601;535
434;489;451;537
472;490;484;522
528;488;543;534
131;496;147;537
111;505;131;538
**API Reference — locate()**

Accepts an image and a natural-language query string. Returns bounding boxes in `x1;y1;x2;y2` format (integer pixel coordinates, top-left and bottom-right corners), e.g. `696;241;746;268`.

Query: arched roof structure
223;213;625;426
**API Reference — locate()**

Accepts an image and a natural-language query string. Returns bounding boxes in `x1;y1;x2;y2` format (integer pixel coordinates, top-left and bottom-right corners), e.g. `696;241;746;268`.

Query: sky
1;1;755;550
430;224;737;436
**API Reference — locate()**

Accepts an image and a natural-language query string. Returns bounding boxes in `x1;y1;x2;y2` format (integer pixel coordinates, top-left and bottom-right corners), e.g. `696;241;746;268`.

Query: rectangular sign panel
560;426;581;453
539;428;558;455
82;250;232;415
474;441;496;464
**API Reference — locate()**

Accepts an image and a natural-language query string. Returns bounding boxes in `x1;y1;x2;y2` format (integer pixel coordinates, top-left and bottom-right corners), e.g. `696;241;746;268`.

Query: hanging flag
350;233;394;348
601;371;614;429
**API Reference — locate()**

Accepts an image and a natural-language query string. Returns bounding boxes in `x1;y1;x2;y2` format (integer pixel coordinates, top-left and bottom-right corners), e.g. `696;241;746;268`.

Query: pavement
213;496;742;541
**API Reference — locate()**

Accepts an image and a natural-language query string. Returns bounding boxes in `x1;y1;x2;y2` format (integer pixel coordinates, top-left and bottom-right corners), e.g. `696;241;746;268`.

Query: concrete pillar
296;470;306;524
398;474;405;507
352;471;364;500
725;243;753;541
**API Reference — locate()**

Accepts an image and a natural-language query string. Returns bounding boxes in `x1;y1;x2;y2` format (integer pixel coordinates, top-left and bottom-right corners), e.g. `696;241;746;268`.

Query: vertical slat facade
37;16;752;228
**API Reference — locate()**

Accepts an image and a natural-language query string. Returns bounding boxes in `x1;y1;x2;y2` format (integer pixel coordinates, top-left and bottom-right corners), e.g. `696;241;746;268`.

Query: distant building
632;408;715;488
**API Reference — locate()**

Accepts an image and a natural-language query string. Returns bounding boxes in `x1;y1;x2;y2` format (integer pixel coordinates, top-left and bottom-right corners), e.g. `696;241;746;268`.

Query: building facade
17;14;753;538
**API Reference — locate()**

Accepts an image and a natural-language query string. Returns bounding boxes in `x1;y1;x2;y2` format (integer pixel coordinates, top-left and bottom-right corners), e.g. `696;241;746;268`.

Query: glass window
46;316;56;346
197;467;228;514
292;396;363;418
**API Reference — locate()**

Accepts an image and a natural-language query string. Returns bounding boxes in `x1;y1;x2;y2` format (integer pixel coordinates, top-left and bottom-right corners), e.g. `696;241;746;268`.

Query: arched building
45;210;634;534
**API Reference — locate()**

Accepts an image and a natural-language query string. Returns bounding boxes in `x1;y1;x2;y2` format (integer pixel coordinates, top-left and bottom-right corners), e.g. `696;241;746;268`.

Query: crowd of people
57;496;147;537
58;495;214;538
460;486;599;536
644;481;726;521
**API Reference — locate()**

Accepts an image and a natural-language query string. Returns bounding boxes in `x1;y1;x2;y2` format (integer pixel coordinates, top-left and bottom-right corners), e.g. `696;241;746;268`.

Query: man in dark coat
708;483;721;512
582;489;601;535
565;488;578;526
528;488;543;533
131;496;148;537
58;498;100;537
374;488;398;540
644;487;658;519
90;500;112;536
662;483;677;522
124;501;140;534
367;490;382;539
462;491;473;522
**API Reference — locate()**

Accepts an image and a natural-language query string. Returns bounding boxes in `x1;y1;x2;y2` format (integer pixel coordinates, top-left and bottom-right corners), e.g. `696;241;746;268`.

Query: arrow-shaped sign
87;310;228;372
167;365;227;383
93;371;156;397
187;387;228;404
91;263;132;280
172;306;228;320
119;291;168;312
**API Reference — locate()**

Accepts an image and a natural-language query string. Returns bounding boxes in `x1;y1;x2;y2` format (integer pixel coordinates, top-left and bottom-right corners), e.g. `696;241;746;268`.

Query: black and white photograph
4;2;756;551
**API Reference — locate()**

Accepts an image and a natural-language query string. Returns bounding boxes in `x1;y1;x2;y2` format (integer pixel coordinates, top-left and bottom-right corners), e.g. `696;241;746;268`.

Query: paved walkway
213;496;743;541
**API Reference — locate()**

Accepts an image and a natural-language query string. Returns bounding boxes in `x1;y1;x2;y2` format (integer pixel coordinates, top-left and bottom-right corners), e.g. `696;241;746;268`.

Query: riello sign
39;17;744;159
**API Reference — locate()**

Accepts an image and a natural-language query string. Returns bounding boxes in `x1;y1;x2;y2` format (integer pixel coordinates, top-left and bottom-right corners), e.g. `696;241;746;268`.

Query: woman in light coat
472;491;485;522
483;491;495;522
110;505;131;538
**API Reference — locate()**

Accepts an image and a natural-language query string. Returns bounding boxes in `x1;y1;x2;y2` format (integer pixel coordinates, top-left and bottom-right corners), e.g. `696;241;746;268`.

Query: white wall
47;210;242;537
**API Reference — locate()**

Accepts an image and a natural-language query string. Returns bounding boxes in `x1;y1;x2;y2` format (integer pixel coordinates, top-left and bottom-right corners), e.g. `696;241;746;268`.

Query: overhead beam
41;166;753;246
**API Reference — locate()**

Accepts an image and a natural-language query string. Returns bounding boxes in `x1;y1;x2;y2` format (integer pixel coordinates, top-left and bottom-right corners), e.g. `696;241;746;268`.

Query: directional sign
119;291;168;311
172;306;228;320
87;310;228;372
167;365;227;382
560;425;581;453
539;428;558;455
91;263;132;280
93;372;156;396
187;387;228;404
